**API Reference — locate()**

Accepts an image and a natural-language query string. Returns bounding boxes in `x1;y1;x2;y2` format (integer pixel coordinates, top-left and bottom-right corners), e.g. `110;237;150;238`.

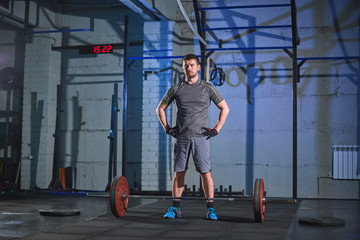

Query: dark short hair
182;54;200;65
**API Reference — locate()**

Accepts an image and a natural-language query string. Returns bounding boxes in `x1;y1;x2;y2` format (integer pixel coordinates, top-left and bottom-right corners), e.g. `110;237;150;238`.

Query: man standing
156;54;229;220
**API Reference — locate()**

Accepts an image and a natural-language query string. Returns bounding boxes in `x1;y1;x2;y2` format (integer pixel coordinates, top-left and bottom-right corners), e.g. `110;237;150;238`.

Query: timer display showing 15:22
79;45;113;54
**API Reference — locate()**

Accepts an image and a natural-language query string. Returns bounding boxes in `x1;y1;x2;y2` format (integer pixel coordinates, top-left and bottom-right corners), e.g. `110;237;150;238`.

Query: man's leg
173;171;186;199
200;172;217;220
200;171;214;201
164;171;186;219
164;137;190;219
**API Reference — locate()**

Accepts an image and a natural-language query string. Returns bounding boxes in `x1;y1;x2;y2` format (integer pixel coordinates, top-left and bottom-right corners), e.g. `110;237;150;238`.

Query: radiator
332;145;360;180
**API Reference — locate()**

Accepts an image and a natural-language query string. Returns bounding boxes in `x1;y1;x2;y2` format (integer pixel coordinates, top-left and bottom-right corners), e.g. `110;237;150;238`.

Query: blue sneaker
163;207;182;219
205;208;218;220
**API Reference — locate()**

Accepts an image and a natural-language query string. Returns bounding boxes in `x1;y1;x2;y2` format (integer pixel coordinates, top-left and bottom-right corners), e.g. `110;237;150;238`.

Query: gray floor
286;200;360;240
0;192;359;240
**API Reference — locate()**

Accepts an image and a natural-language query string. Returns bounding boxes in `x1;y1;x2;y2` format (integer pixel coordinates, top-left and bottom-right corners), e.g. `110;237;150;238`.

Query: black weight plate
298;217;345;226
39;209;80;216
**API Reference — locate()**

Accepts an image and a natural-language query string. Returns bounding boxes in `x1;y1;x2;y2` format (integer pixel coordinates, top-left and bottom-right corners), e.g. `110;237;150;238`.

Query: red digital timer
93;45;112;53
79;45;113;54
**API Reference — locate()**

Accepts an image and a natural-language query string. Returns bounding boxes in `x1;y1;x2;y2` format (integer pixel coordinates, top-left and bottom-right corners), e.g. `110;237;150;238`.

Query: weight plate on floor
298;217;345;226
39;209;80;216
109;176;119;217
253;178;265;223
114;176;129;217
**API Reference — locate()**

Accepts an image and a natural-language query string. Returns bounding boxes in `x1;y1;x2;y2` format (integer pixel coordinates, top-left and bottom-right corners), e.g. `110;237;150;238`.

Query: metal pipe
53;84;61;181
60;191;297;203
104;89;121;191
297;56;360;60
48;85;62;190
26;28;91;34
199;4;291;11
128;56;184;60
24;0;30;32
128;45;294;61
3;88;11;164
128;46;294;60
193;0;206;81
177;0;208;47
203;25;292;31
201;8;207;80
121;193;297;203
90;0;94;31
205;24;222;48
143;49;173;53
125;194;252;202
122;16;129;178
206;46;293;51
52;3;124;7
113;84;118;178
291;0;298;200
51;41;143;51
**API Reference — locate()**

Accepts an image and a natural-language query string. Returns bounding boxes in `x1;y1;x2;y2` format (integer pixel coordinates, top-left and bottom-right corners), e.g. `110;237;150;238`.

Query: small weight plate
109;176;119;217
114;176;129;217
39;209;80;216
253;178;265;223
298;217;345;226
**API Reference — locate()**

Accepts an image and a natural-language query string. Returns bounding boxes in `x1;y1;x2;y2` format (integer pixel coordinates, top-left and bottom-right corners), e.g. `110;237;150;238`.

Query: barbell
109;176;266;223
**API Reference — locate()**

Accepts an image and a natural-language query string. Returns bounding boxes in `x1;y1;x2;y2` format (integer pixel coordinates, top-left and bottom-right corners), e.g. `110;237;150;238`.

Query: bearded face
182;59;200;80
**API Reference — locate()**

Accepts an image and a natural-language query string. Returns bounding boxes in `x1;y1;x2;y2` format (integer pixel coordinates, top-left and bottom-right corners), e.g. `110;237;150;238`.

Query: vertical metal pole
90;0;94;31
48;85;62;189
193;0;206;80
107;95;114;190
106;84;118;191
53;85;61;180
3;87;11;182
291;0;298;200
200;10;206;81
113;83;118;178
24;0;30;32
193;0;207;194
122;15;129;178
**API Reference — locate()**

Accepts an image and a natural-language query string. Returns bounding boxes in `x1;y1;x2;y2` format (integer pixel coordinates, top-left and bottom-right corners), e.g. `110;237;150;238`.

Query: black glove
202;127;218;140
166;127;179;138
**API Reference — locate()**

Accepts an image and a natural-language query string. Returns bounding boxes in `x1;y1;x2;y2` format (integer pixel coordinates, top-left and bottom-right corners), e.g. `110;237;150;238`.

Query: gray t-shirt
161;80;224;137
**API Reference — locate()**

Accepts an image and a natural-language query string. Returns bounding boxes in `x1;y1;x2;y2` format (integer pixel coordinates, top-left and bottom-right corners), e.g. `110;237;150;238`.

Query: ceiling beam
119;0;161;21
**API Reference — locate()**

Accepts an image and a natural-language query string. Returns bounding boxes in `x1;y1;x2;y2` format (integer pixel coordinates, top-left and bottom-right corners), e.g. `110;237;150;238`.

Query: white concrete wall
140;0;359;198
21;35;61;189
141;20;174;191
13;2;144;190
20;4;61;189
58;7;144;190
1;0;358;198
205;0;359;198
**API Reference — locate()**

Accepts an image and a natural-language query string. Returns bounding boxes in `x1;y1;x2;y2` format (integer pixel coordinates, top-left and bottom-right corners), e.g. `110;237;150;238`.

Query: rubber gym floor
0;192;359;240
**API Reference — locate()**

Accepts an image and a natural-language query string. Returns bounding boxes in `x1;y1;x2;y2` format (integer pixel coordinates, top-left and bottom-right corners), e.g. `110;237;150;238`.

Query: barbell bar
109;176;268;223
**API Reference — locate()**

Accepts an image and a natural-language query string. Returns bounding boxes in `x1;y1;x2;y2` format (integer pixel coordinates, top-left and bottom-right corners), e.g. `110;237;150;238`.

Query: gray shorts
172;136;211;173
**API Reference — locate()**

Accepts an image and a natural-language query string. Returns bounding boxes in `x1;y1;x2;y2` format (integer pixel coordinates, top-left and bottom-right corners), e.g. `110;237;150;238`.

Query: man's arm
156;102;170;132
213;100;230;132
